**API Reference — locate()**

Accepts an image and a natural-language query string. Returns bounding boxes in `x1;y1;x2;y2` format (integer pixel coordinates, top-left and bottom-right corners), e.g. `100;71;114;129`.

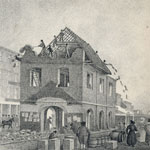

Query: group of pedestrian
118;119;150;148
49;121;90;150
49;119;150;149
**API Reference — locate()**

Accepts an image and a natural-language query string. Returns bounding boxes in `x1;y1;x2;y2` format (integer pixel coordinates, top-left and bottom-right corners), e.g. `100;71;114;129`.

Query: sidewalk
78;142;150;150
117;142;150;150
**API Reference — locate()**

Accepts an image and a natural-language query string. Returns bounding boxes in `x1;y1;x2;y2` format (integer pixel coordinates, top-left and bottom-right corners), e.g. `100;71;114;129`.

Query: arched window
87;109;94;130
99;111;104;130
108;111;113;128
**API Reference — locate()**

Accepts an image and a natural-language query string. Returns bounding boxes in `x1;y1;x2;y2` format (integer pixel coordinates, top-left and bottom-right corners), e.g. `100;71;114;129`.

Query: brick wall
20;60;83;102
20;48;116;131
106;76;116;107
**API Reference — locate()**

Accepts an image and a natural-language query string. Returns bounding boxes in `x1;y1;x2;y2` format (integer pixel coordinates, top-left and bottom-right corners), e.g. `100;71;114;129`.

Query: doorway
43;106;64;131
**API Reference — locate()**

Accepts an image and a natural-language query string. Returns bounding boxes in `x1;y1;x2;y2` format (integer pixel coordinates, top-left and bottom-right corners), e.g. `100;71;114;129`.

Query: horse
2;118;14;129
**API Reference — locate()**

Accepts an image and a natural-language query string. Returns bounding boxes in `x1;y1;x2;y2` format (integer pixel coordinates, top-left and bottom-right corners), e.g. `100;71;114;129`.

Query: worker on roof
65;44;70;58
47;45;53;57
38;40;45;49
59;30;64;42
53;35;57;47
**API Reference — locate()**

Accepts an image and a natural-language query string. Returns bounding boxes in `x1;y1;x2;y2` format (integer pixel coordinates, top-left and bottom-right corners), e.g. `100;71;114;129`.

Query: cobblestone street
88;142;150;150
117;142;150;150
1;128;150;150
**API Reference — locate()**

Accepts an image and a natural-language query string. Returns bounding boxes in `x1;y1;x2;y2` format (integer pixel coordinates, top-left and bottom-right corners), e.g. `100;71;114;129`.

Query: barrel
101;136;105;145
106;136;110;142
118;132;123;142
88;138;97;148
110;131;120;141
97;138;101;146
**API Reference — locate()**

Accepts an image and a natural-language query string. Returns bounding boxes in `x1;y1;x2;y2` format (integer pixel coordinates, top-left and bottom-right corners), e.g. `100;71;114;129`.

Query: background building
115;93;134;126
0;47;20;121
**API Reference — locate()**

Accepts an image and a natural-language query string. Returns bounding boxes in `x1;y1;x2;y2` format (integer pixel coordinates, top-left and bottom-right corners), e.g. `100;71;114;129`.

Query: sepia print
0;0;150;149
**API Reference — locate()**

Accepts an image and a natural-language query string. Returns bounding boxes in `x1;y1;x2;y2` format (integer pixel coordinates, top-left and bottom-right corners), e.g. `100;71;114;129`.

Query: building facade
134;110;150;127
0;47;20;121
20;28;116;132
115;93;134;126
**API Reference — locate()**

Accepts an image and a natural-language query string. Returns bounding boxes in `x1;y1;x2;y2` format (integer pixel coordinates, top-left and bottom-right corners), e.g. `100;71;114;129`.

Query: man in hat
77;121;90;150
145;119;150;145
70;122;79;135
49;130;58;139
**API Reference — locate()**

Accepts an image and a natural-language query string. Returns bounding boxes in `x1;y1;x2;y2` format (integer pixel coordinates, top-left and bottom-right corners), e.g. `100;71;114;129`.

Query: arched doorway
43;106;64;131
87;109;94;130
108;111;113;128
99;111;104;130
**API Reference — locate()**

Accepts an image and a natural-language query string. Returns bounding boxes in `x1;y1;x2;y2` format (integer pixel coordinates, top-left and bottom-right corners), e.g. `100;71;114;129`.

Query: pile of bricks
0;129;43;144
0;130;78;150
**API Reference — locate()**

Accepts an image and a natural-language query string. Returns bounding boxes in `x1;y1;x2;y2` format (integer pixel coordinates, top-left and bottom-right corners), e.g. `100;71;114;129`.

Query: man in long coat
77;122;90;150
126;120;138;147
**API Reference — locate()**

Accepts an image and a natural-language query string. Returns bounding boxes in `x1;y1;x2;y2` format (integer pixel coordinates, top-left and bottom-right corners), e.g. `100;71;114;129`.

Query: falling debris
124;85;128;91
120;81;123;85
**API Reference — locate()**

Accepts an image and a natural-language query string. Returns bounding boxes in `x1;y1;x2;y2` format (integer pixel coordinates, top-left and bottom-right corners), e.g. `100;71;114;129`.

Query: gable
22;81;78;104
38;27;111;74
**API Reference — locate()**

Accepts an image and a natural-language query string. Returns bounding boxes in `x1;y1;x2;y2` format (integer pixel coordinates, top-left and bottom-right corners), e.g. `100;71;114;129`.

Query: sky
0;0;150;112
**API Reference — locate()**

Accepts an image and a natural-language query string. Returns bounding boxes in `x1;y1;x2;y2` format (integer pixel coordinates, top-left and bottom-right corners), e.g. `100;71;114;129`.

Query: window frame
58;68;70;87
29;68;42;87
99;78;104;94
108;82;113;97
87;72;93;89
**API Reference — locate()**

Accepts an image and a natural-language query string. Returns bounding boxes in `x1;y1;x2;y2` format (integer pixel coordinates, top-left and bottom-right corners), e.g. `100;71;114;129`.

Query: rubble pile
0;130;49;144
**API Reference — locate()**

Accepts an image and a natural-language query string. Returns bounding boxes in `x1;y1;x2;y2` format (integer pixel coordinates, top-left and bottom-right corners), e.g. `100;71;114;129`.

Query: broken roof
23;81;78;104
44;27;111;74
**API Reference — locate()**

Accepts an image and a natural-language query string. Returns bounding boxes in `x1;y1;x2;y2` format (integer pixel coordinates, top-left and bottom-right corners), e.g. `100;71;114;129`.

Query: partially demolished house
20;27;116;132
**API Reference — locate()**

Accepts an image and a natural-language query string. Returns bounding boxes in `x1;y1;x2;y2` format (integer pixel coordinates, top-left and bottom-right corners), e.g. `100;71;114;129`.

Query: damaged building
0;47;20;122
19;27;116;132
